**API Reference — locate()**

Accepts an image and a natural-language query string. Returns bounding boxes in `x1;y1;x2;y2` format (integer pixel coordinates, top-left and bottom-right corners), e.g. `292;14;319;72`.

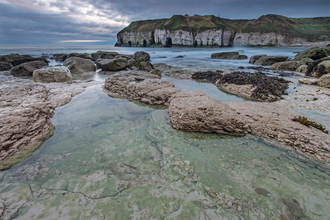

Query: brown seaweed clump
192;71;290;102
305;57;330;77
192;70;223;83
291;116;329;134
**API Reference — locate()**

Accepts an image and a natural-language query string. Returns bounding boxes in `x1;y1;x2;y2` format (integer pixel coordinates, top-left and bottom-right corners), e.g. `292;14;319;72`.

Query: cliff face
116;14;330;47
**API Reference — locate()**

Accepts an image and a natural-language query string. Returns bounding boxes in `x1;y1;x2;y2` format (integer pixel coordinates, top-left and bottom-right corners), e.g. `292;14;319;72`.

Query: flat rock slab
104;70;179;105
168;91;249;136
226;101;330;162
0;74;98;170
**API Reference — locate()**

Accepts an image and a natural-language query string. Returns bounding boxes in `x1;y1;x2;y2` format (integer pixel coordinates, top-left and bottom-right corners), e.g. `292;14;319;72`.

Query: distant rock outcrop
116;14;330;47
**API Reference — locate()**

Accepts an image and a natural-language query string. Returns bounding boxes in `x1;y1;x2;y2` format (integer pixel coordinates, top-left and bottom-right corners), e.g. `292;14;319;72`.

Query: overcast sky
0;0;329;45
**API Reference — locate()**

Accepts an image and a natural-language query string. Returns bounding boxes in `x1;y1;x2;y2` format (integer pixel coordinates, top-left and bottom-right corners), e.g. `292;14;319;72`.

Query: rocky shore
1;46;330;171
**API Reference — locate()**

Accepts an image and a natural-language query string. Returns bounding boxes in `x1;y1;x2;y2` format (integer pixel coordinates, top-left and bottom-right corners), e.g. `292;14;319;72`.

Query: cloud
0;0;329;44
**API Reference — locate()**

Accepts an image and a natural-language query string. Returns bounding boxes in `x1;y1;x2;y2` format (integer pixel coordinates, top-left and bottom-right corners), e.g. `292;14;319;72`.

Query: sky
0;0;329;45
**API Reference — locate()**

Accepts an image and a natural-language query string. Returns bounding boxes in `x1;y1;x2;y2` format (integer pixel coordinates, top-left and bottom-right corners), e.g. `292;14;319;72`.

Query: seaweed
306;57;330;77
193;71;290;102
291;116;329;134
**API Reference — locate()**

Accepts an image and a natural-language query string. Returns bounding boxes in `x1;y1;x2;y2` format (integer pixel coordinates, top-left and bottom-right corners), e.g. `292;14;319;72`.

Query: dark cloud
0;0;329;45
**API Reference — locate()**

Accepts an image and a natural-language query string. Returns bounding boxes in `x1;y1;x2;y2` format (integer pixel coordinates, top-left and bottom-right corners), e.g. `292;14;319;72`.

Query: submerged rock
168;91;249;136
63;57;96;74
33;66;72;83
153;63;194;79
281;198;305;220
211;52;247;59
10;60;48;77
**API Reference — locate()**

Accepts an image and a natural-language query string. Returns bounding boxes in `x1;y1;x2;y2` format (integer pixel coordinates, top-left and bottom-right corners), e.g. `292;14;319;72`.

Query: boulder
297;58;314;67
53;54;68;62
168;91;248;136
133;51;151;62
254;56;288;66
10;60;48;77
33;66;72;83
63;57;96;74
271;61;299;71
293;47;330;61
0;62;13;71
91;51;118;61
211;52;247;59
96;58;127;71
128;58;153;71
317;73;330;88
249;54;267;64
298;78;318;85
150;69;162;77
296;64;308;73
0;53;49;66
67;53;92;60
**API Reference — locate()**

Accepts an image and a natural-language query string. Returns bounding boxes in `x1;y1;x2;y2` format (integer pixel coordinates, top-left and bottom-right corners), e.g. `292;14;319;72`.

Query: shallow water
1;86;330;219
0;45;307;71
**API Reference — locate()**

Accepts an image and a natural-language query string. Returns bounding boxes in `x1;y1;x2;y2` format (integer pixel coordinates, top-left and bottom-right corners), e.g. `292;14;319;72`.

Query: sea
1;45;330;219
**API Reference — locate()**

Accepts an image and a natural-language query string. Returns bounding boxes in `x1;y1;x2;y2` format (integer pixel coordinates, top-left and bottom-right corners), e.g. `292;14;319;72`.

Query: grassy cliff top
119;14;330;40
239;14;330;40
119;15;249;33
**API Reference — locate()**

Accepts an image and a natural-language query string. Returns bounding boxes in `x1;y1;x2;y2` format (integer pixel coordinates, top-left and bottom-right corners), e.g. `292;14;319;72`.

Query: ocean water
1;45;330;219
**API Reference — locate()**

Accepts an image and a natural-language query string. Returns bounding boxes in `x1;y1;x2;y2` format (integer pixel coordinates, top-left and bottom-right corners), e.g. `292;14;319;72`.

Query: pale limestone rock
271;61;299;71
33;66;72;83
298;78;318;85
104;70;179;105
168;91;248;136
63;57;96;74
317;73;330;88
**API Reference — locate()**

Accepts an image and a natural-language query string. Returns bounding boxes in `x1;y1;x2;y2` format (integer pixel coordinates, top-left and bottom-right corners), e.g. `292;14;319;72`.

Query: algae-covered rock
133;51;151;62
297;58;314;67
10;60;48;77
96;58;128;71
67;53;93;60
128;58;153;71
91;51;118;61
294;47;330;61
254;56;288;66
0;61;13;71
271;61;298;71
249;54;267;64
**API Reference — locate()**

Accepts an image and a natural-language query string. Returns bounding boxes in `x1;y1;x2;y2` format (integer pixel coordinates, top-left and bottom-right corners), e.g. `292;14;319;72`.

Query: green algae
0;86;330;219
